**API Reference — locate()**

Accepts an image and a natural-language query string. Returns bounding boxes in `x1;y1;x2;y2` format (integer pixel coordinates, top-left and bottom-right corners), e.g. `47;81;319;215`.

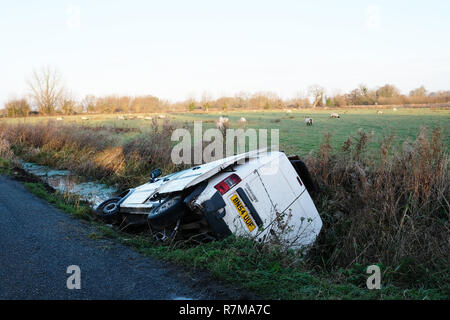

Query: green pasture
2;108;449;155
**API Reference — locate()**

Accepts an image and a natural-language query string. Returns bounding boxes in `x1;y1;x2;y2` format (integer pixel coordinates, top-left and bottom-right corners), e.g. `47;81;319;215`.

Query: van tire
96;197;122;222
291;160;316;194
148;195;186;230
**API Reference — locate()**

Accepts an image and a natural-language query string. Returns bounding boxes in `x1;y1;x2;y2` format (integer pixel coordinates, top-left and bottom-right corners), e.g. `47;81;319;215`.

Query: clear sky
1;0;449;106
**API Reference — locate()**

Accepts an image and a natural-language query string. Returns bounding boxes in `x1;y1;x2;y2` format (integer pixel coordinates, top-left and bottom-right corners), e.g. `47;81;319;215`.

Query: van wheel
148;195;186;230
291;160;317;194
96;197;122;222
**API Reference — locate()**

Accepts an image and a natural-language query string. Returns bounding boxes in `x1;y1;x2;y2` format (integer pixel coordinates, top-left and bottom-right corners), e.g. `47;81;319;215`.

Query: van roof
157;149;281;194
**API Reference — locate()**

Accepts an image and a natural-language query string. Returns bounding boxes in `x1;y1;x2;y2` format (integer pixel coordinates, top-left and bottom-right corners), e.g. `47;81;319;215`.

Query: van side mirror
150;168;162;182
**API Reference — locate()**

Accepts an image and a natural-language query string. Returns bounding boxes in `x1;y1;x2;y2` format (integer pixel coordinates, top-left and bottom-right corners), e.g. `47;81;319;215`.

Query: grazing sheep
238;117;247;127
377;110;384;115
158;114;166;119
56;117;63;121
393;108;398;111
137;115;144;119
118;116;125;120
305;118;313;126
144;116;152;120
216;116;230;129
330;113;340;118
81;116;89;120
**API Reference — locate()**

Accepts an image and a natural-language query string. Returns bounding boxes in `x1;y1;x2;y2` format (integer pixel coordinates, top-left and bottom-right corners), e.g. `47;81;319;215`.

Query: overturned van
96;150;322;249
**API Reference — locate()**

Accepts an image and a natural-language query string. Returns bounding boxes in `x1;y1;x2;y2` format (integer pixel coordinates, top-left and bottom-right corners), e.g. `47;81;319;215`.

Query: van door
254;154;321;247
255;153;306;212
233;153;321;246
226;154;305;231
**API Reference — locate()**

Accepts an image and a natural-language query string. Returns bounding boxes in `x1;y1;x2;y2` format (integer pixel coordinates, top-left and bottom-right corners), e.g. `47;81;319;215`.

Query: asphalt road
0;176;235;300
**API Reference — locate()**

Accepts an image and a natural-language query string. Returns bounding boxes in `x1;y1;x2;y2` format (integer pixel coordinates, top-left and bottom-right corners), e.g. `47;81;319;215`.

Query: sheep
377;110;384;115
118;116;125;120
81;116;89;120
305;118;313;126
56;117;63;121
216;116;230;129
158;114;166;119
238;117;247;127
393;108;398;111
144;116;152;120
330;113;340;118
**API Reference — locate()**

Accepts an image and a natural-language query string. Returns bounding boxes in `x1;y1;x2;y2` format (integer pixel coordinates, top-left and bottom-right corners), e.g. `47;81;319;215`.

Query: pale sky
1;0;449;106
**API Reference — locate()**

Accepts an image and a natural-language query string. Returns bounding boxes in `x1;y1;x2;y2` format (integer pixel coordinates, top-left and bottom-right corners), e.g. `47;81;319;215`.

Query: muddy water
20;162;117;209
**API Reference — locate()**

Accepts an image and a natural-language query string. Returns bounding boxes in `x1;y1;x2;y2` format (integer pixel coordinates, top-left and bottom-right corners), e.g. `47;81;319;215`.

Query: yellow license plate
230;194;256;232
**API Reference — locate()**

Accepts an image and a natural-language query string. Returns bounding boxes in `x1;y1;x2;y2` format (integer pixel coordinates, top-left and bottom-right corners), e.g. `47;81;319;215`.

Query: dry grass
306;128;449;275
0;120;178;188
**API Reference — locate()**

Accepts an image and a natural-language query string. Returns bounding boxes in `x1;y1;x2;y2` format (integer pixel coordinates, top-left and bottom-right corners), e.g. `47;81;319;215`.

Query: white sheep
305;118;313;126
393;108;398;111
56;117;63;121
330;113;340;118
216;116;230;129
377;110;384;115
238;117;247;126
144;116;152;120
81;116;89;120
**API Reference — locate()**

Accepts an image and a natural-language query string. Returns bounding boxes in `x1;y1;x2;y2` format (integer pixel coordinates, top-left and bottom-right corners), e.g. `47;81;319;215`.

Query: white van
96;150;322;248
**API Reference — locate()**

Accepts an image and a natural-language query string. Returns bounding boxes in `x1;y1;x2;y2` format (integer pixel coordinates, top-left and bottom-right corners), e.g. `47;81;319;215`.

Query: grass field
3;108;449;155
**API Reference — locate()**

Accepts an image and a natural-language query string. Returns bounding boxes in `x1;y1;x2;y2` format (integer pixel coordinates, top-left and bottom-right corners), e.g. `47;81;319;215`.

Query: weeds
0;121;448;299
0;120;178;188
306;127;449;279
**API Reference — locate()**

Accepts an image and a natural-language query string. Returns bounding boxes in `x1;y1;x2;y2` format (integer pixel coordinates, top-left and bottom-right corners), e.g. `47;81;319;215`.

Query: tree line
2;67;450;117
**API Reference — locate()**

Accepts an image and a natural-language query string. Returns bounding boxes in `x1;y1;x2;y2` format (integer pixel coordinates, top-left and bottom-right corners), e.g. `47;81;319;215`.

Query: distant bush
4;98;30;117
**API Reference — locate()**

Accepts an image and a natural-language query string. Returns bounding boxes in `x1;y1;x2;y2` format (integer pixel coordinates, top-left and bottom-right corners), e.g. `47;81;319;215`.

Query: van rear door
226;152;321;247
224;153;305;231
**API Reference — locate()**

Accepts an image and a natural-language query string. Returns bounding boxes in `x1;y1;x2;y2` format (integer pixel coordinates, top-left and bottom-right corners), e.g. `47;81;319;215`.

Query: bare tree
376;84;400;98
409;86;427;97
308;85;325;108
28;66;65;115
